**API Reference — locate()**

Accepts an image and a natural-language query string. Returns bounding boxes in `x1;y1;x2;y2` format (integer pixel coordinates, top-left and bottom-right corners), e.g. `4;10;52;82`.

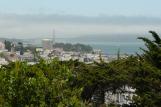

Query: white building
105;86;135;106
42;39;53;50
0;57;8;67
0;42;5;50
20;52;34;62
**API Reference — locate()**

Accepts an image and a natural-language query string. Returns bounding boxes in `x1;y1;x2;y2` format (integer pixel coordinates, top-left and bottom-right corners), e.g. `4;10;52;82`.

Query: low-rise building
0;57;8;67
105;86;135;106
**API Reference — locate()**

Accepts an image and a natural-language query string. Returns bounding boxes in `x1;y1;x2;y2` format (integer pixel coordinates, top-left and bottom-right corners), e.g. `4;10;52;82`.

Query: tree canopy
0;31;161;107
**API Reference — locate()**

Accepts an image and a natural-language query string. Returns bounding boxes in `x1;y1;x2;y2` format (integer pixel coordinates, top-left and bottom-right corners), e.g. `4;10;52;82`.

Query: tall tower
52;29;55;45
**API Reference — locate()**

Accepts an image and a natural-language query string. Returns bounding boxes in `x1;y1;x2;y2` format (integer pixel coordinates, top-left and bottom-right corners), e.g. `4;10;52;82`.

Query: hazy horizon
0;0;161;39
0;14;160;39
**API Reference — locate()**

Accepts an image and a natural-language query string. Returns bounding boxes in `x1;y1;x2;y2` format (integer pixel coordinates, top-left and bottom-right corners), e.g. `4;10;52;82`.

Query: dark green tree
138;31;161;69
18;42;24;55
130;31;161;107
4;40;11;51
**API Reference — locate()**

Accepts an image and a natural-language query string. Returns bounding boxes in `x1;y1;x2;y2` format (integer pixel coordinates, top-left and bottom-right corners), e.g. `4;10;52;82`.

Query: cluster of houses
0;39;135;106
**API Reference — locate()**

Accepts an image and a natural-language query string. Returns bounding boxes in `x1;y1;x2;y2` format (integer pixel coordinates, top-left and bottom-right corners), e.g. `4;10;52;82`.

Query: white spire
53;29;55;45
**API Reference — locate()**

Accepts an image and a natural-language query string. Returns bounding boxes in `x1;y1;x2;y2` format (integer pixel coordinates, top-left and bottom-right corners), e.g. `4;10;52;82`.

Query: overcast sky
0;0;161;38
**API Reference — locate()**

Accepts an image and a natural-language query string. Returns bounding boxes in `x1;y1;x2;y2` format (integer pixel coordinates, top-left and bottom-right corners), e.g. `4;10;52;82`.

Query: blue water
56;38;145;55
90;42;145;55
28;37;146;55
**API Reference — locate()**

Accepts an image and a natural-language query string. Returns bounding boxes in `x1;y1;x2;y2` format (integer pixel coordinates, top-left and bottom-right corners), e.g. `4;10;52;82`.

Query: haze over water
55;37;145;55
0;0;160;55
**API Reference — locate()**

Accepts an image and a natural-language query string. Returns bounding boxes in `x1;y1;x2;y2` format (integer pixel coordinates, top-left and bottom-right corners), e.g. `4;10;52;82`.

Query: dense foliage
0;31;161;107
0;59;87;107
4;40;12;51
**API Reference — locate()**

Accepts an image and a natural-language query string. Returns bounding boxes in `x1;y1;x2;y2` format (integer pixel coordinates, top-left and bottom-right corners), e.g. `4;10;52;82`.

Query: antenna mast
52;29;55;45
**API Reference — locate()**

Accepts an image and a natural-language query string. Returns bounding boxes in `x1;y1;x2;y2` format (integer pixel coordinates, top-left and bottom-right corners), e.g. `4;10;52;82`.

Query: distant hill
0;38;22;42
0;33;152;46
59;34;148;44
53;43;93;53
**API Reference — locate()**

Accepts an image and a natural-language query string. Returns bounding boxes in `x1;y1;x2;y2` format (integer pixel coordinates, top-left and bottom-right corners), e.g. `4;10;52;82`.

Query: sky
0;0;161;38
1;0;161;16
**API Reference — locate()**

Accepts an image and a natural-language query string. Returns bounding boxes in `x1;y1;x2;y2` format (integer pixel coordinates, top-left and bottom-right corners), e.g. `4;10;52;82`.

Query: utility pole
51;29;56;50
